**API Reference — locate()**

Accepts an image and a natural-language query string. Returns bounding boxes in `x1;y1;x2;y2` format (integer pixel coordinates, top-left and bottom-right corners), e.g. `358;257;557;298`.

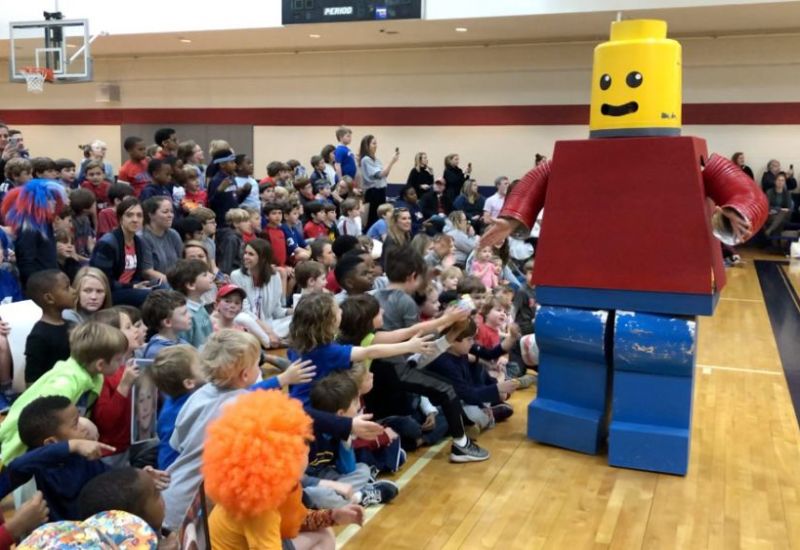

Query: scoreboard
282;0;423;25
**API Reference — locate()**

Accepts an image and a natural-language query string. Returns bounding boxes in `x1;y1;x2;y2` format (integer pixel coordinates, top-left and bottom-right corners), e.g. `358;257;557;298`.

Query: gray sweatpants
304;462;372;509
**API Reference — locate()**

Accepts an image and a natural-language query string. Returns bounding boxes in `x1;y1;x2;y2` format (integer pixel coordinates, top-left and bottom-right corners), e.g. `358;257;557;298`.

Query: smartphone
141;278;162;289
7;135;19;148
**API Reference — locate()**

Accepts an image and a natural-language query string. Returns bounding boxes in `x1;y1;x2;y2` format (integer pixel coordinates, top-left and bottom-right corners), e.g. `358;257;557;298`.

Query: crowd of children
0;124;541;548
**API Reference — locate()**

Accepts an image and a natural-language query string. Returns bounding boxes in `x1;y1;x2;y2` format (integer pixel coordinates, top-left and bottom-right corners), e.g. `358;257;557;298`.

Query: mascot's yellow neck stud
589;19;682;139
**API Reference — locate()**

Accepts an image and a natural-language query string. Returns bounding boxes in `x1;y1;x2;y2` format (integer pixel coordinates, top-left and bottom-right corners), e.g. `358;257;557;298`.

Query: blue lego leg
609;311;696;475
528;306;610;455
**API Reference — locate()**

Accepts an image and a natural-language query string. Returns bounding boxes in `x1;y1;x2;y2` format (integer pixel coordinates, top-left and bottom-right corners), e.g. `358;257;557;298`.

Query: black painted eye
626;71;643;88
599;74;611;90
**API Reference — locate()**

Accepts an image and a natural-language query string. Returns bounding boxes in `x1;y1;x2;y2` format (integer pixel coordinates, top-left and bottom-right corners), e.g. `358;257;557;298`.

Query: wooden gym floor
339;251;800;550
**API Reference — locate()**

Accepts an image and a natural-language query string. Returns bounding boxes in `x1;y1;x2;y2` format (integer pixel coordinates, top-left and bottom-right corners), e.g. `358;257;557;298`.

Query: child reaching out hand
287;292;436;407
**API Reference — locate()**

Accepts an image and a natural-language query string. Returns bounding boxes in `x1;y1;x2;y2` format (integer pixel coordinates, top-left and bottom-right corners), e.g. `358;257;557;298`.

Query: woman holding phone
360;135;399;229
91;197;162;306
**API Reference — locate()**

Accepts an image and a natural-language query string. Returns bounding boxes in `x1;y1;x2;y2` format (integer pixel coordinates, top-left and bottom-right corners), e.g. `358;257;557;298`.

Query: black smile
601;102;639;116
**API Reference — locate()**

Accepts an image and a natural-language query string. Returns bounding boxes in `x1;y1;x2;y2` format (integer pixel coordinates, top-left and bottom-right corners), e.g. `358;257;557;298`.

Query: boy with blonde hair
161;330;316;529
0;322;129;464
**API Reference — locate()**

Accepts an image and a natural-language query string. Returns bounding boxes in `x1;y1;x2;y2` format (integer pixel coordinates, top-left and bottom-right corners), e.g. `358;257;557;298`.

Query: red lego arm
703;154;769;242
499;160;551;232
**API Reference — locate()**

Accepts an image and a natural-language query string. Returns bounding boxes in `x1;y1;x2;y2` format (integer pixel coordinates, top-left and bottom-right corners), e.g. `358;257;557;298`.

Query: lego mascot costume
482;19;768;475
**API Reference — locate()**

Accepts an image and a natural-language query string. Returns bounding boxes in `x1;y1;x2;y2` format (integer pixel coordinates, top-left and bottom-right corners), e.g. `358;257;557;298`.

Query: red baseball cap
216;284;246;301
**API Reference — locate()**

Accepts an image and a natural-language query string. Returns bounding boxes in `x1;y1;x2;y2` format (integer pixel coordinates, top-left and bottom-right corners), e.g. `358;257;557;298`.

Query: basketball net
21;67;53;94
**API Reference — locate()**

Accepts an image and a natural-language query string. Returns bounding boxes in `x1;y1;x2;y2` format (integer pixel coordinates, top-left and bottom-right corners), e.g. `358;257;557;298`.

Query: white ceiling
2;2;799;59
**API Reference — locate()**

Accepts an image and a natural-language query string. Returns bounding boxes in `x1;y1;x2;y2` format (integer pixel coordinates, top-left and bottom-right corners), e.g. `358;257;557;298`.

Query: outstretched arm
481;160;551;248
703;154;769;244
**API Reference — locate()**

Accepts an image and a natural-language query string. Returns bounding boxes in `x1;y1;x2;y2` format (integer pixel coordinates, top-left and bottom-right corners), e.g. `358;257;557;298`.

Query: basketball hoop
20;67;55;94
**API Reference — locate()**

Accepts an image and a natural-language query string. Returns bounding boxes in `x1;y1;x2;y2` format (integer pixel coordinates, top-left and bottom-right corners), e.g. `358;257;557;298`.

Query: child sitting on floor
308;372;399;508
427;319;519;432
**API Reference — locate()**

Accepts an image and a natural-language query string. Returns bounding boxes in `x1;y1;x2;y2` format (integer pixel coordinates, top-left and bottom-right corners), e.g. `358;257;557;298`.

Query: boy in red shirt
261;202;288;267
80;160;111;210
97;183;135;238
118;137;151;197
303;202;329;240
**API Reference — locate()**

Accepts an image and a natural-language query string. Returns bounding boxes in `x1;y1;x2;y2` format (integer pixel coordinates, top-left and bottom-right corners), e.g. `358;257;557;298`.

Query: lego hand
332;504;365;526
142;466;171;490
69;439;117;459
719;206;752;242
5;491;48;540
278;359;316;387
481;218;516;249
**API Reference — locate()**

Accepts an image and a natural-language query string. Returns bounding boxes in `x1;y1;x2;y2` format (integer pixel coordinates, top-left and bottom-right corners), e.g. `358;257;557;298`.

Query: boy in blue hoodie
426;318;520;432
8;395;169;521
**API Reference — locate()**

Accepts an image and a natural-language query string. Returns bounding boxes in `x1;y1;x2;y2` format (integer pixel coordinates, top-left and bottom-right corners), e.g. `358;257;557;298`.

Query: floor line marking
336;440;448;548
719;297;764;303
696;363;782;376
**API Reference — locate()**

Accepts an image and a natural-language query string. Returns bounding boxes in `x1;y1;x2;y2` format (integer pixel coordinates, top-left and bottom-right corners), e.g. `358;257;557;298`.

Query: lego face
589;20;682;138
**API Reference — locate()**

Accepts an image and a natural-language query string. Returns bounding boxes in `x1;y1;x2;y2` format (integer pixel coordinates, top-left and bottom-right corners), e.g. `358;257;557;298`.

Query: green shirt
0;357;103;464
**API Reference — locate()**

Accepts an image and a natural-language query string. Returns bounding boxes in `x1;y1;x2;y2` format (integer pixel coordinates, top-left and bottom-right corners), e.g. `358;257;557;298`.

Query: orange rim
20;66;55;82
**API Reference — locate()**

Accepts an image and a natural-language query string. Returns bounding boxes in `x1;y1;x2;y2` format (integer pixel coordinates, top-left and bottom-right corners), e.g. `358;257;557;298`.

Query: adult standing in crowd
141;197;183;279
360;134;399;229
443;153;471;203
407;152;434;196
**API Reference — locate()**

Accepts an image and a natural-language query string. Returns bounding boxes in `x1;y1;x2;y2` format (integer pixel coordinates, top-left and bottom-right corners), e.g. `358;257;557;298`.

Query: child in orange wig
203;390;364;550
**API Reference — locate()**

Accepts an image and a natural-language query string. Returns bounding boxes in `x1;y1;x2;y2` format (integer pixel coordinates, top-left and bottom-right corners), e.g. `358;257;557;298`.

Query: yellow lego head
589;20;682;138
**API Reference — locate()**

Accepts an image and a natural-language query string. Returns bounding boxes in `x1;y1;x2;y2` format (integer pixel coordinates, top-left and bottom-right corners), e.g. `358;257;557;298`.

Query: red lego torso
533;136;726;300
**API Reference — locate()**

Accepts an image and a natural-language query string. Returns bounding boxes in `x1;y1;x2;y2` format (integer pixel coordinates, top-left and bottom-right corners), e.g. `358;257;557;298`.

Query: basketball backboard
9;19;92;83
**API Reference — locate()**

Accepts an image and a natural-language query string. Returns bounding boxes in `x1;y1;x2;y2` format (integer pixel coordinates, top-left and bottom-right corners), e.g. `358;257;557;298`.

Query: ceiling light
179;38;192;43
66;43;77;48
455;27;468;32
309;33;321;38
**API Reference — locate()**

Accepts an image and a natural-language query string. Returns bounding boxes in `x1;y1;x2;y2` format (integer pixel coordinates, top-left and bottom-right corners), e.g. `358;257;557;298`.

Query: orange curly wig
201;390;312;519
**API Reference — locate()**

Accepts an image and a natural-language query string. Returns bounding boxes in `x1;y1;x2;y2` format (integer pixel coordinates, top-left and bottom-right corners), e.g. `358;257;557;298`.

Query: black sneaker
491;403;514;423
360;480;400;506
449;438;490;463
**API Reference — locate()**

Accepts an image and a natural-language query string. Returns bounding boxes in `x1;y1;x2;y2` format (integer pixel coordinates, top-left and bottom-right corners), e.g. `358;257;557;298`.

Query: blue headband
213;154;236;165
